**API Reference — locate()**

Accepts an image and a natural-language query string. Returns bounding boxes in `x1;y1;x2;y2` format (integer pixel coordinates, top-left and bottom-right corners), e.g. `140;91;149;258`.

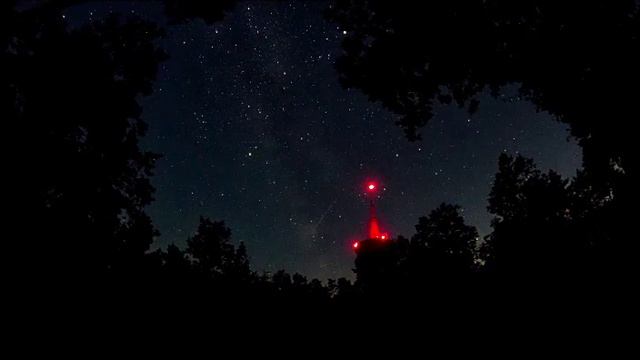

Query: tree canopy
326;0;638;185
4;0;635;319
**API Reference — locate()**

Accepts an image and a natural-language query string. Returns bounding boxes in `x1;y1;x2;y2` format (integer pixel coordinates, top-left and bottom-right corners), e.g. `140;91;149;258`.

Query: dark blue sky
67;0;581;280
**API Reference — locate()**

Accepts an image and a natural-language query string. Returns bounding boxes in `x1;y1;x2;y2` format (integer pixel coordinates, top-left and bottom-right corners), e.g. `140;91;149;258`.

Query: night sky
67;0;581;280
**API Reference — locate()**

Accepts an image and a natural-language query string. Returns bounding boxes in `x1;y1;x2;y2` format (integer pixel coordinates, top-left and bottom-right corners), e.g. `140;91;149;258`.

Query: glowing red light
380;235;386;240
369;217;380;239
353;241;359;249
367;183;376;191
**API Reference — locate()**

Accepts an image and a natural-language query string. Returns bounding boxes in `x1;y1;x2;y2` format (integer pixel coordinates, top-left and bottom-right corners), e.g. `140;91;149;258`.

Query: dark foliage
351;204;478;300
5;1;636;323
410;204;478;278
4;0;244;284
483;155;574;274
326;0;638;282
326;1;638;178
5;5;166;282
480;153;631;280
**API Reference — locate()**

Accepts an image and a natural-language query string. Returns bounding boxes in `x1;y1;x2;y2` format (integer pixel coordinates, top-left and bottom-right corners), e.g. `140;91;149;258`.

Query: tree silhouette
162;243;192;279
4;0;244;284
186;217;237;279
6;0;635;317
5;8;166;281
480;153;589;279
409;203;478;280
327;0;638;279
353;236;408;297
223;241;252;283
353;205;479;299
326;1;638;177
328;277;357;307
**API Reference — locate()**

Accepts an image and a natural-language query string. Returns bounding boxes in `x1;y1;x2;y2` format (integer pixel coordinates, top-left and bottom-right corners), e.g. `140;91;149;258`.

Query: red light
367;183;376;191
380;235;386;240
353;241;359;249
369;217;380;239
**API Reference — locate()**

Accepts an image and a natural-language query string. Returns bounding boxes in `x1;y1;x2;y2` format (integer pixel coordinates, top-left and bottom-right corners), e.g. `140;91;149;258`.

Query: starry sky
67;0;581;280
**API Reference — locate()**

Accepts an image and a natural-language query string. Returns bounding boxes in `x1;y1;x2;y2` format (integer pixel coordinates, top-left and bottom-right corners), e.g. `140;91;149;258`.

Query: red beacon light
352;180;391;252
